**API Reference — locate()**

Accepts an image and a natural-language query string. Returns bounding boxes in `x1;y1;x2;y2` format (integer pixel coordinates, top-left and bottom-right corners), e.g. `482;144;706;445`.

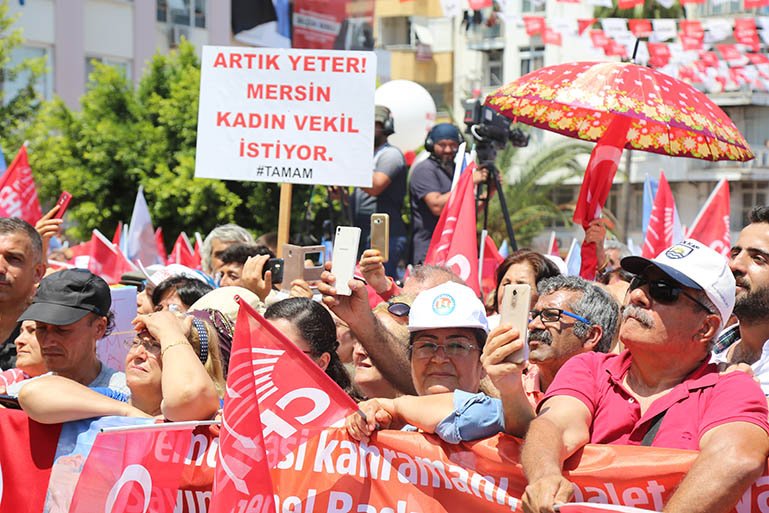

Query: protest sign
195;46;376;188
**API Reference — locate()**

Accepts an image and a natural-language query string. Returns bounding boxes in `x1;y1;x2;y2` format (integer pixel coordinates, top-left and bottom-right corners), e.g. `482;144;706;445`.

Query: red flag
543;27;563;46
618;0;643;9
589;30;610;50
748;53;769;66
481;234;505;302
168;232;197;268
628;19;652;38
548;231;560;256
717;44;743;63
573;115;631;280
745;0;769;7
154;227;167;265
701;51;720;68
641;171;683;258
577;19;597;35
687;179;731;256
69;425;194;513
468;0;492;6
193;232;203;270
88;229;136;284
112;222;123;246
647;43;672;68
424;164;481;295
605;39;628;58
523;16;545;36
0;409;61;513
0;145;42;225
734;18;760;52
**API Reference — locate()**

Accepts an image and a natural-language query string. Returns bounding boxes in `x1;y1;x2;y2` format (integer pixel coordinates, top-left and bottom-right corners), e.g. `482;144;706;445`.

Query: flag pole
277;183;292;258
478;229;487;294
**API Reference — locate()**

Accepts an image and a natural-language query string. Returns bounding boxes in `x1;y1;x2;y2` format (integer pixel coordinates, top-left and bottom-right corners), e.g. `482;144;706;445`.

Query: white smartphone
499;284;531;364
331;226;361;296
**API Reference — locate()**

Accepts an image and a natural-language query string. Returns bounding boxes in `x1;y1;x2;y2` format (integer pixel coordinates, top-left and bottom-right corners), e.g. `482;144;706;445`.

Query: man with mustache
711;206;769;392
346;276;619;443
521;239;769;513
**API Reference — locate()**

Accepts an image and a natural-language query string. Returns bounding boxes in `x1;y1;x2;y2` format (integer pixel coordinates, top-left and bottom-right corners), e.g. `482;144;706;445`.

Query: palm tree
482;139;592;248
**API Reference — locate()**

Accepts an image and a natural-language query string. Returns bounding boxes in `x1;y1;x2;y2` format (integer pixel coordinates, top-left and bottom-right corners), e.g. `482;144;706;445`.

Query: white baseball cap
621;238;735;328
408;282;489;334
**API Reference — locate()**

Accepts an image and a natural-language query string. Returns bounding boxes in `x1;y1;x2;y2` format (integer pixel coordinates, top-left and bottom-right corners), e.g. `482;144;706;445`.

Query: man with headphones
351;105;408;277
409;123;487;265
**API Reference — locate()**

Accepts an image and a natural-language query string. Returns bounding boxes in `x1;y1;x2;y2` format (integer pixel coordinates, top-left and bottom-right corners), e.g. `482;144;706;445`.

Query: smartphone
53;191;72;219
370;213;390;262
282;244;325;290
263;258;284;284
0;394;21;409
499;284;531;364
331;226;361;296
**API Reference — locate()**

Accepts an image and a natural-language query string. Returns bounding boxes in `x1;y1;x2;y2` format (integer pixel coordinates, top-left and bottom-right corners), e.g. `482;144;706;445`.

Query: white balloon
375;80;437;153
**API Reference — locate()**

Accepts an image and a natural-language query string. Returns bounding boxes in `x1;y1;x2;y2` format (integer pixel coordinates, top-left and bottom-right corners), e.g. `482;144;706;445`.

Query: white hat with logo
620;238;735;328
408;281;489;334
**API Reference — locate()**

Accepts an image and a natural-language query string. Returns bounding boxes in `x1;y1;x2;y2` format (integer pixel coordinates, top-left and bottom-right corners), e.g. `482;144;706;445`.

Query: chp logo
432;293;456;316
665;243;694;259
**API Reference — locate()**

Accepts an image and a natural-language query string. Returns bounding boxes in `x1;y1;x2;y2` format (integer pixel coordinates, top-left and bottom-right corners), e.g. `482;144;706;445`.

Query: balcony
466;23;505;51
385;46;453;84
375;0;446;17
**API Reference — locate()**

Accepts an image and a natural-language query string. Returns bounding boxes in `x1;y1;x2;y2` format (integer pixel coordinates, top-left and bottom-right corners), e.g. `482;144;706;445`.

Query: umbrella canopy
485;61;753;162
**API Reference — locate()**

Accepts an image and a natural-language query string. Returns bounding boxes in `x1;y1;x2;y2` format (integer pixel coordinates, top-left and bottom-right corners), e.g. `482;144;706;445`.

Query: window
739;182;768;229
522;0;546;13
1;45;53;103
485;49;504;88
520;46;544;76
157;0;205;28
85;56;133;85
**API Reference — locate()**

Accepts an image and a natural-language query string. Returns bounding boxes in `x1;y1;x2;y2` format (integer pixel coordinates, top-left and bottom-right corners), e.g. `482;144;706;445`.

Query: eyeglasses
127;337;162;357
387;300;411;317
530;308;591;325
411;340;480;359
628;275;714;314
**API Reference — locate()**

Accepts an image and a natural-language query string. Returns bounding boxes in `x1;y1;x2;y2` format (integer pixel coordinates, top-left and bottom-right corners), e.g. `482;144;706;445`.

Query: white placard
195;46;376;187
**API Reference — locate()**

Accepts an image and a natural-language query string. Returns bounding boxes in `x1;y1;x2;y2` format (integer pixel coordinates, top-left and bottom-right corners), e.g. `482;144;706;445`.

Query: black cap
18;269;111;325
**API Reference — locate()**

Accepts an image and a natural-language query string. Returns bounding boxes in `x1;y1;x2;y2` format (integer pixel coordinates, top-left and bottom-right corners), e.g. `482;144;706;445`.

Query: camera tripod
476;140;518;253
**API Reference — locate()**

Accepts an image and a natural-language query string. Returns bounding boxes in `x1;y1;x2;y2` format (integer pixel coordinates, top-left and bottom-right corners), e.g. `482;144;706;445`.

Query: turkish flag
0;409;61;513
0;145;42;225
687;179;731;256
641;171;683;258
69;425;194;513
88;229;136;284
112;221;123;246
424;163;480;295
573;115;631;280
168;232;199;268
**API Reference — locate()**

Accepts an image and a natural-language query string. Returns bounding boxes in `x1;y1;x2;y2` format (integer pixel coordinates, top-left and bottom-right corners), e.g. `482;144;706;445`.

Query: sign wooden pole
277;183;292;258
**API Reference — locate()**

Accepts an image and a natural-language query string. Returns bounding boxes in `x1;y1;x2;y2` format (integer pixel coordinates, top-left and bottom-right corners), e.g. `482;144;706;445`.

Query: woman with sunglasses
18;310;225;423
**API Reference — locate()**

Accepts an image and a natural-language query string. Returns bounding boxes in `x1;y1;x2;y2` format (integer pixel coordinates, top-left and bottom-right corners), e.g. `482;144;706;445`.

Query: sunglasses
387;300;411;317
628;275;714;314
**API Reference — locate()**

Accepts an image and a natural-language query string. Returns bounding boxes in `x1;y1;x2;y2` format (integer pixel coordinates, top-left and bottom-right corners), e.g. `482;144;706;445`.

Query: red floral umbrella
485;61;754;162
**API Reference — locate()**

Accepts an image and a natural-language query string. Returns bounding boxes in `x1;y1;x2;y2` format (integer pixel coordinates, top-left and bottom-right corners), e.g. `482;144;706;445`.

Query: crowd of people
0;108;768;513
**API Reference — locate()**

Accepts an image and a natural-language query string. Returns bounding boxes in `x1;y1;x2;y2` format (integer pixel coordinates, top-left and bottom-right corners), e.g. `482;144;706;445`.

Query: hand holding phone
263;258;284;284
499;284;531;364
331;226;361;296
53;191;72;219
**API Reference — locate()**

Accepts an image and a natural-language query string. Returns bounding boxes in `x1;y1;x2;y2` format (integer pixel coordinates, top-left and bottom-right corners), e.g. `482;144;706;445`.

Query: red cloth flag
734;18;760;52
577;19;597;35
0;145;42;225
573;115;631;280
468;0;492;6
69;425;194;513
112;221;123;246
748;53;769;66
0;409;61;513
701;51;720;68
548;231;560;256
605;40;628;58
193;232;203;270
647;43;672;68
424;164;481;295
687;179;731;256
717;44;743;63
618;0;643;9
679;20;704;39
641;171;683;258
88;229;136;284
154;227;167;265
745;0;769;7
543;27;563;46
168;232;198;268
523;16;545;36
589;30;610;50
481;234;505;302
628;19;652;37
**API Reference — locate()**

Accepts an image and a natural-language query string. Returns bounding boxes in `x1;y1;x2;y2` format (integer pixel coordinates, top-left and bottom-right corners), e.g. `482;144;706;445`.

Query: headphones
376;106;395;136
424;124;462;154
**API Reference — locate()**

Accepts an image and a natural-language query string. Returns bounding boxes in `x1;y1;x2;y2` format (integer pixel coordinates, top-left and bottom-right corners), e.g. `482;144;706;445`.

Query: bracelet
161;341;191;358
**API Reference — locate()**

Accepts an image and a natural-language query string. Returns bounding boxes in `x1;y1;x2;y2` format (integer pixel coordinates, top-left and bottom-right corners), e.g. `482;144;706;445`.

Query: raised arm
663;422;769;513
18;375;149;423
521;395;592;513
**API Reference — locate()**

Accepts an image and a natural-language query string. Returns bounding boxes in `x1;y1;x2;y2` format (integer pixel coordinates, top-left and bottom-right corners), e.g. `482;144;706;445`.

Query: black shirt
0;322;20;370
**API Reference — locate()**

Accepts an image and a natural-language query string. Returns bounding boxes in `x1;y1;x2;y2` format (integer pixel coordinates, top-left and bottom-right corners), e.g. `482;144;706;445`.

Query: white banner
195;46;376;187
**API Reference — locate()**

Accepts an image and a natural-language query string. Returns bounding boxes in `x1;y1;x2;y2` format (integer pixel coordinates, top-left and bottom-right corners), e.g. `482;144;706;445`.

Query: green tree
0;0;45;152
593;0;683;22
484;140;592;247
27;40;316;244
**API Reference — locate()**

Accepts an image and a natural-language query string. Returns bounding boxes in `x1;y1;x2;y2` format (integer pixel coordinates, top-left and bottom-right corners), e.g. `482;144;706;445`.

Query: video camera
463;99;529;162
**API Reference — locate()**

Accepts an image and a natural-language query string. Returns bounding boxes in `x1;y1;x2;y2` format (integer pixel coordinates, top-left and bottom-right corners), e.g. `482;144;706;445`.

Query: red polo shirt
539;351;769;450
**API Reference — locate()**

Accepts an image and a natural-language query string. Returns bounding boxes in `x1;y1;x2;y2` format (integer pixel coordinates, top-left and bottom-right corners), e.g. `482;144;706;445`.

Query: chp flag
0;144;42;224
686;178;731;256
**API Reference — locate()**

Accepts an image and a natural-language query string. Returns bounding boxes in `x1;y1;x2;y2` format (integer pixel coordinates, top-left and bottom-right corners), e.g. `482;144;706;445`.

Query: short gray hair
538;275;619;353
603;239;632;259
201;224;254;274
0;217;43;264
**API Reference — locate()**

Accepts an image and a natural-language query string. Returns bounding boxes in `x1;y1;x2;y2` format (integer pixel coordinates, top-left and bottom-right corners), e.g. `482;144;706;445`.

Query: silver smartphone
499;284;531;364
331;226;361;296
370;213;389;262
